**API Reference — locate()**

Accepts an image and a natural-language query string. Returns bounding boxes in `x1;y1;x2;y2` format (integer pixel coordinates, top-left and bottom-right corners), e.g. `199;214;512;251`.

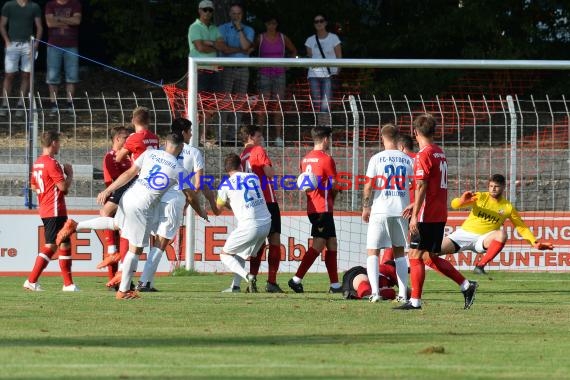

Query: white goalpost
183;57;570;273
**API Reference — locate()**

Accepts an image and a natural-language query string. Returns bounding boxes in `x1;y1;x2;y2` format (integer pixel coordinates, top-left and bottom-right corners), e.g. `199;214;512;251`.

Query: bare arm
194;39;217;53
96;164;139;205
284;35;298;57
46;12;81;28
0;16;9;46
409;179;427;236
34;16;43;42
114;147;131;163
334;43;342;59
183;188;208;220
361;180;372;223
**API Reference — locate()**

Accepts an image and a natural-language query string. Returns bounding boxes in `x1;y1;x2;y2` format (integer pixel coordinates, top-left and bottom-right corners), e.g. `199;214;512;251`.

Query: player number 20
439;161;448;189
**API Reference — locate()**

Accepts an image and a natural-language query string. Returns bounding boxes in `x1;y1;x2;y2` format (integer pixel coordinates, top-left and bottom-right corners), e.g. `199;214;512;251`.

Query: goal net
163;58;570;275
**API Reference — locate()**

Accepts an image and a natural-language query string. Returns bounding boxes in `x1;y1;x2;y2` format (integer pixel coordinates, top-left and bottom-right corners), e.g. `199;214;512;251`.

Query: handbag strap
314;35;331;75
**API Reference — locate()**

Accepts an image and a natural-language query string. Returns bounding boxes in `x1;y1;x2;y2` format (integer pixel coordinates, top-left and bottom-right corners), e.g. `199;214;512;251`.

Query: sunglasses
314;18;326;24
201;7;214;13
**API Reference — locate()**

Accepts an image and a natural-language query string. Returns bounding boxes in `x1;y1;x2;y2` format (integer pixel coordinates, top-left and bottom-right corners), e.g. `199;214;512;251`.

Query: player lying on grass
439;174;554;274
342;261;409;301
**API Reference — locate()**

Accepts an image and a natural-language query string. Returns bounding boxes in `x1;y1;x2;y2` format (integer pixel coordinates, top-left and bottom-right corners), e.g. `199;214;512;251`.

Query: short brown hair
381;123;399;142
398;134;414;151
41;130;60;148
413;113;436;137
489;174;506;186
240;125;261;144
224;153;242;173
311;125;332;143
132;106;150;125
110;125;128;140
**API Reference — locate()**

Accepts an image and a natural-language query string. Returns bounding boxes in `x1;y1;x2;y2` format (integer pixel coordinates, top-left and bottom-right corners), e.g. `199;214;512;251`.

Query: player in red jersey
24;130;77;291
98;126;132;281
235;125;283;293
101;106;160;288
288;126;342;293
394;114;478;310
342;261;404;301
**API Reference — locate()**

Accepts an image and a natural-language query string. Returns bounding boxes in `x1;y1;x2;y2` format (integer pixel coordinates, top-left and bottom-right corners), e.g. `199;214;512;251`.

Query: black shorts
42;216;68;244
341;265;367;299
107;177;136;205
409;222;446;253
267;202;281;235
308;212;336;239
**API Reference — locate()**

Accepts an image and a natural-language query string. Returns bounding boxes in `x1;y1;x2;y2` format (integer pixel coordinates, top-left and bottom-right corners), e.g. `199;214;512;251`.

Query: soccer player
214;153;272;293
25;130;78;292
237;125;283;293
100;126;131;282
288;126;342;293
394;114;478;310
101;106;159;288
440;174;554;275
136;118;213;292
342;262;401;300
57;133;188;300
362;124;413;303
382;133;417;265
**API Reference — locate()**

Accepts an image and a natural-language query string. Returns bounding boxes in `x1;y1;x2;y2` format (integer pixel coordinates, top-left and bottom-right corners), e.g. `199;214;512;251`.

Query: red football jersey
414;144;448;222
103;149;132;187
240;145;276;203
301;149;337;214
123;129;159;161
31;155;67;218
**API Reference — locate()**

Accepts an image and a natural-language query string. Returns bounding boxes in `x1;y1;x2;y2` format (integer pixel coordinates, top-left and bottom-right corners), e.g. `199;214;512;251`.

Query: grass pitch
1;272;569;379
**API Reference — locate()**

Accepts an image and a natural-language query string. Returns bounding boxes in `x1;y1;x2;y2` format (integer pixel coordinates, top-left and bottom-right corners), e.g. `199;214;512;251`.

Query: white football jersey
365;149;413;216
161;143;205;203
129;149;186;207
217;171;271;227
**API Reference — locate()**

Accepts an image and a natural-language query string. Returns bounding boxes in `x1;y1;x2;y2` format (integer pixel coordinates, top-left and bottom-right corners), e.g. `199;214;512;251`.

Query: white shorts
223;222;271;260
115;195;156;248
446;228;495;253
4;42;32;73
151;193;185;240
366;214;409;250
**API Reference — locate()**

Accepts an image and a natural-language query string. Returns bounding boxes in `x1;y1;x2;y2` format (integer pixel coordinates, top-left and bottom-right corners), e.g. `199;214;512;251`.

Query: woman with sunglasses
305;13;342;124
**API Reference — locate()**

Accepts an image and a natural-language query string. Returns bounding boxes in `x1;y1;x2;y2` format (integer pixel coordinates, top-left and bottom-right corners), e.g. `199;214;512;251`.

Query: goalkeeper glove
533;241;554;250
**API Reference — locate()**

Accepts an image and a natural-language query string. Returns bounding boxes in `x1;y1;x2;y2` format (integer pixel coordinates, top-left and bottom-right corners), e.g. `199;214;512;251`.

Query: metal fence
0;93;568;212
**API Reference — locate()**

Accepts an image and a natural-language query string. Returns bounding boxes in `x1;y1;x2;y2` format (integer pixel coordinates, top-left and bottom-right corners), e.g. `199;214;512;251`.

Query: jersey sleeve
414;152;429;181
103;153;114;186
133;150;146;169
123;134;138;155
194;150;205;171
48;159;65;185
254;147;272;168
510;206;537;245
365;156;377;179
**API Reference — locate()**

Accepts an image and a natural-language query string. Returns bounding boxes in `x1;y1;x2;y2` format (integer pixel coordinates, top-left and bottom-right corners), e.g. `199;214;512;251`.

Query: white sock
139;247;161;284
367;255;379;295
119;251;138;292
77;217;115;231
107;245;116;254
231;256;245;287
410;297;421;307
292;276;302;284
220;254;249;281
330;282;341;289
395;256;409;298
460;279;470;292
148;248;164;287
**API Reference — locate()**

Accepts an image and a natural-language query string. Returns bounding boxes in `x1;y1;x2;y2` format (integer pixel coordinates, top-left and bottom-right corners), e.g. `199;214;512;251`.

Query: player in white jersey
57;133;191;299
214;153;272;293
137;118;212;292
362;124;414;303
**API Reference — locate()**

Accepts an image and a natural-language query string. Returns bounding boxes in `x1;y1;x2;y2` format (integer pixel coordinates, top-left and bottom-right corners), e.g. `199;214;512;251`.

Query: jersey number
243;178;262;202
439;161;448;189
33;170;44;194
384;164;407;190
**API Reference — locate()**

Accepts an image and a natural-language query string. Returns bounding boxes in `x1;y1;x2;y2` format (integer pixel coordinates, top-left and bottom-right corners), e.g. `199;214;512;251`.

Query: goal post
180;57;570;272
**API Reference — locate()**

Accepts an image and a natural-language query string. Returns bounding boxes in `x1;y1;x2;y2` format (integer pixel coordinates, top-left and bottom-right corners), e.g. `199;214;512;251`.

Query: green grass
1;272;569;379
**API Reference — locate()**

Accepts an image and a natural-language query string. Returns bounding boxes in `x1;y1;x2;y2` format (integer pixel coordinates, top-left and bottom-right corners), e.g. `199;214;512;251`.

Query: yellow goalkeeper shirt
451;192;537;245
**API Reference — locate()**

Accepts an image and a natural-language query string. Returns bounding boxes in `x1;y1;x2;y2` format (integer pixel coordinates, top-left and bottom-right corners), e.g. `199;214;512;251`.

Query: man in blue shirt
218;2;254;144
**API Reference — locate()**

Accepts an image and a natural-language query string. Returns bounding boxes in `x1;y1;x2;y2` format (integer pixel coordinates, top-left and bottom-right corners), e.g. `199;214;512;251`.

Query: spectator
44;0;82;114
0;0;42;117
255;15;297;147
305;13;341;125
218;2;254;144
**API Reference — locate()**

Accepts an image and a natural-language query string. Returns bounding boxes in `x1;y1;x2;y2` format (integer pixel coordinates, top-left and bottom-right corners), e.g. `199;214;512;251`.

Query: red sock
423;256;442;274
249;244;264;276
382;248;394;263
107;262;118;280
104;229;116;253
295;247;320;279
57;247;74;286
267;244;281;284
430;256;465;286
324;250;338;283
478;240;505;266
409;258;425;299
356;281;372;298
28;246;54;283
119;237;129;262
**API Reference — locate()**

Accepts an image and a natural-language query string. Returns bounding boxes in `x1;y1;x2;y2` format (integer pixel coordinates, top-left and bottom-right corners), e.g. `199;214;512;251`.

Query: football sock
220;254;249;281
77;217;115;231
324;250;339;283
57;248;74;286
28;246;54;283
267;244;281;284
409;258;425;301
119;251;138;292
478;239;505;267
356;281;372;298
394;256;409;298
249;244;264;276
104;229;116;254
119;238;129;262
295;246;320;279
140;246;161;284
382;248;394;263
148;248;164;287
430;256;465;286
460;279;471;292
107;261;118;280
232;256;245;287
366;255;379;295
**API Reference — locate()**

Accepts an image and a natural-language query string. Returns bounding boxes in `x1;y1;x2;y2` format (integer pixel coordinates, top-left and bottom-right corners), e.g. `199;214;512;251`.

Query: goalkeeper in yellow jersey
439;174;554;275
